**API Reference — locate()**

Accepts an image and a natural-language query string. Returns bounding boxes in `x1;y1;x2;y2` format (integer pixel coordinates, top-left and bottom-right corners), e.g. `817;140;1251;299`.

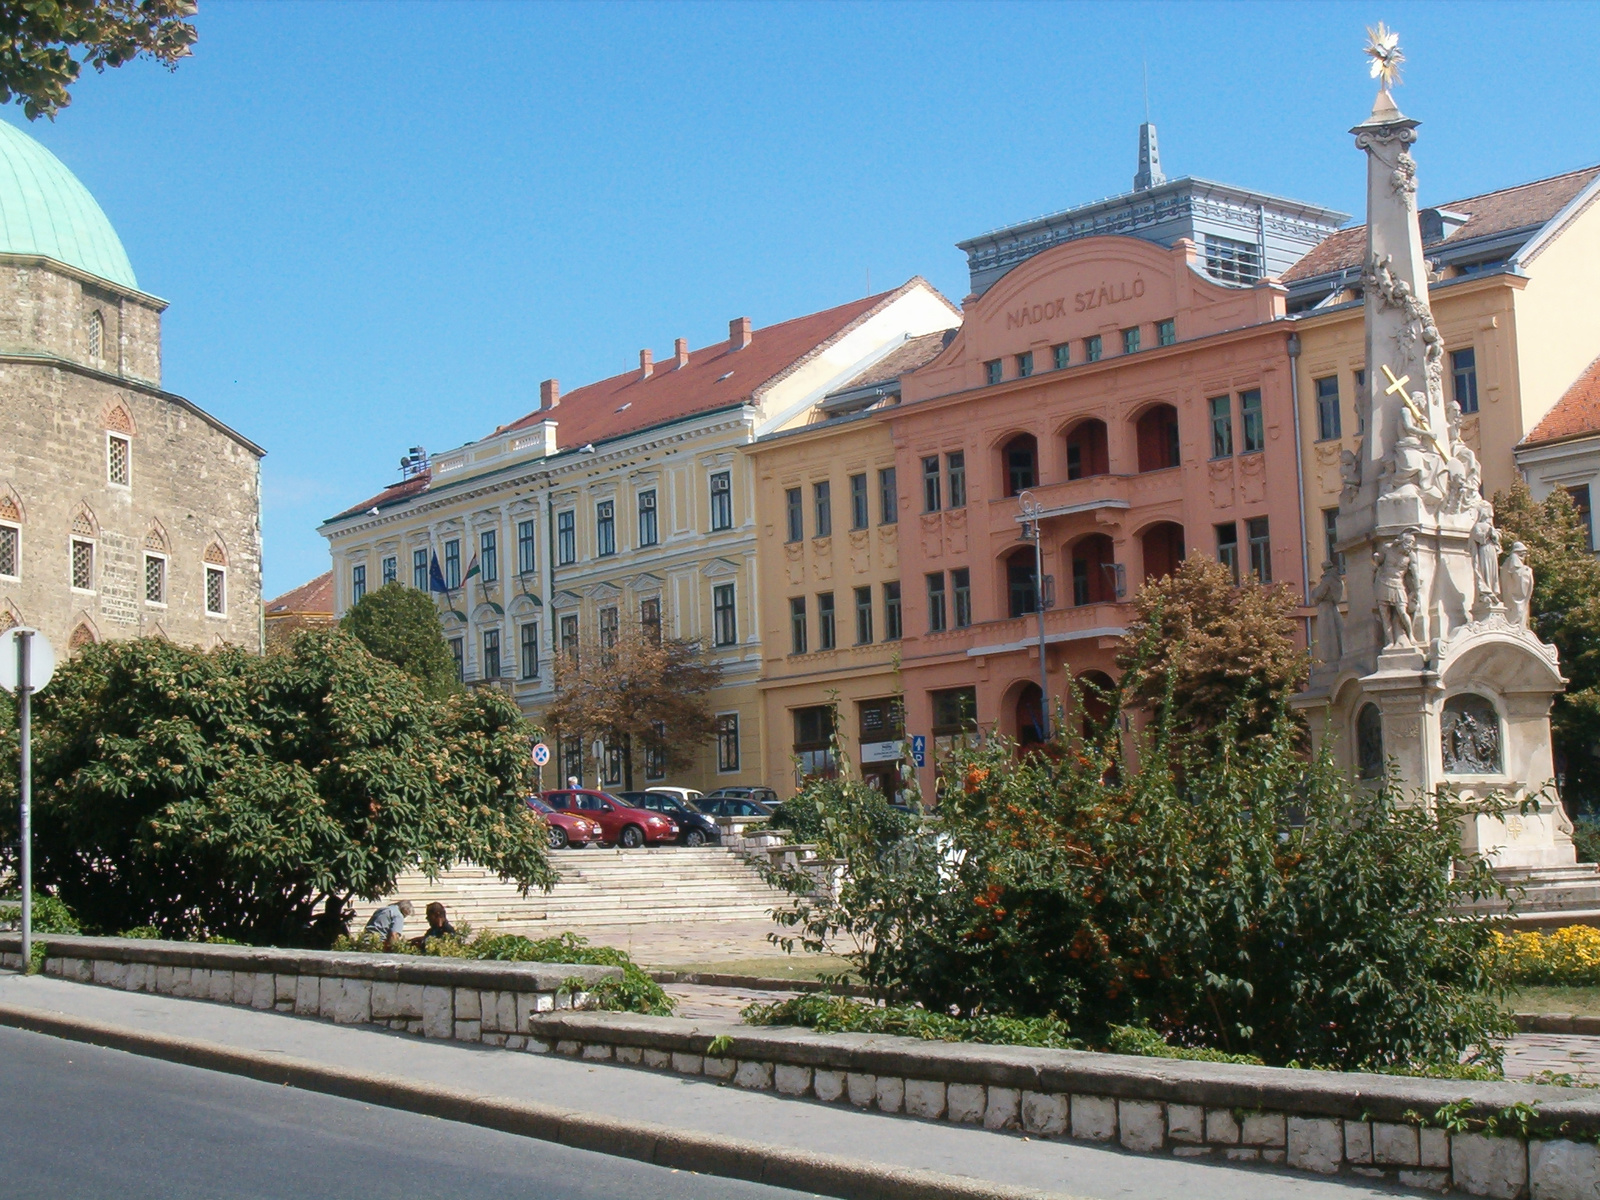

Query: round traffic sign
0;627;55;694
531;742;551;766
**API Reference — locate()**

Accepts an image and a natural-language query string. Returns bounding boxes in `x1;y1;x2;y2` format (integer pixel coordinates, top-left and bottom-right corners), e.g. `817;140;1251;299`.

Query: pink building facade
887;234;1308;768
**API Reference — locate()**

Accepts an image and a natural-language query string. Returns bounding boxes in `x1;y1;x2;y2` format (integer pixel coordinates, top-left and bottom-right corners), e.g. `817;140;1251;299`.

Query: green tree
1494;481;1600;810
340;581;460;699
769;695;1512;1072
0;0;197;120
1117;556;1308;750
0;632;554;945
545;622;721;791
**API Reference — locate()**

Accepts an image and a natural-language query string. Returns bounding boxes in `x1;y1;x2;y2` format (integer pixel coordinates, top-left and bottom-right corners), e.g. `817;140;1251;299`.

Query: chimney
639;348;653;380
729;316;752;351
674;337;689;368
540;378;560;409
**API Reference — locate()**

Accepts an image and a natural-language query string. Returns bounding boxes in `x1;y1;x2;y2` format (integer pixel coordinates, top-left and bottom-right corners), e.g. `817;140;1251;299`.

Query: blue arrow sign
911;735;926;768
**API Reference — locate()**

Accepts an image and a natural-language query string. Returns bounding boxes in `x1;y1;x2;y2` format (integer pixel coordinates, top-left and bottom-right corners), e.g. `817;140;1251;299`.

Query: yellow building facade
1285;167;1600;579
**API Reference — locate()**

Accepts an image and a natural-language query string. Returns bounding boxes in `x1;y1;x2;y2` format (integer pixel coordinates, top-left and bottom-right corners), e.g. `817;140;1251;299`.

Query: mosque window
107;434;130;487
206;566;227;615
71;538;94;591
144;553;165;604
0;523;17;578
87;310;103;360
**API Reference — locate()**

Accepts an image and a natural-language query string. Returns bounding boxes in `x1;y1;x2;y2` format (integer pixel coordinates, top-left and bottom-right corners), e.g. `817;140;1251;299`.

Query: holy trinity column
1293;26;1574;870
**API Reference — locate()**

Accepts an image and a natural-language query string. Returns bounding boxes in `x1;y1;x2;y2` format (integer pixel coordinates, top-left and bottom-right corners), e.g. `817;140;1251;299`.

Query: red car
541;788;678;848
527;795;603;850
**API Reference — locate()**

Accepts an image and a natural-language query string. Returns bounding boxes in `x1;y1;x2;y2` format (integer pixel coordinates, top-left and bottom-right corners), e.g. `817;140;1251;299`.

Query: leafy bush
334;928;672;1015
1492;926;1600;987
1573;817;1600;864
1104;1023;1263;1065
0;634;555;946
767;678;1514;1073
0;892;80;934
119;926;163;940
743;992;1078;1049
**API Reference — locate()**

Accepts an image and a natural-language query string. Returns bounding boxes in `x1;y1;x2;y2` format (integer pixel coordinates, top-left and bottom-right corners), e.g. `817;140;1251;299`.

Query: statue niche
1441;693;1502;775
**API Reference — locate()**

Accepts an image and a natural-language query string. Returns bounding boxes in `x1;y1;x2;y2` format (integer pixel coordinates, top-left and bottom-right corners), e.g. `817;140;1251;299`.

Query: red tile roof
265;571;334;618
326;279;952;524
1282;167;1600;282
1523;355;1600;446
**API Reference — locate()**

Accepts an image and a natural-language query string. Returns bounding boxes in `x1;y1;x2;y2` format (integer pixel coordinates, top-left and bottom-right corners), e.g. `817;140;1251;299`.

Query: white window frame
106;432;131;490
143;551;168;606
70;537;96;593
205;564;228;617
0;521;19;580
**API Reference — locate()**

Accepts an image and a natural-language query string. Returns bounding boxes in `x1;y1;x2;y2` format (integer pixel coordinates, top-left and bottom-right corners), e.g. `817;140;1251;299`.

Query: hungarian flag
463;553;481;587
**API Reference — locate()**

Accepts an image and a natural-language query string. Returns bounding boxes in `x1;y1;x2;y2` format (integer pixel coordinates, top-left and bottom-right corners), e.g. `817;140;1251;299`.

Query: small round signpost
2;628;56;973
531;741;550;791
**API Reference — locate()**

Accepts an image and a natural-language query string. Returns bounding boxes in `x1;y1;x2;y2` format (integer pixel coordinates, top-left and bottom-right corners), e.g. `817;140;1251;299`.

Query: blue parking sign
911;735;926;768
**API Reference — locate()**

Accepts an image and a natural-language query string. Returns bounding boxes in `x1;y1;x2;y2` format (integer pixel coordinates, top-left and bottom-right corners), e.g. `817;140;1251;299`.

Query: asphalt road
0;1026;817;1200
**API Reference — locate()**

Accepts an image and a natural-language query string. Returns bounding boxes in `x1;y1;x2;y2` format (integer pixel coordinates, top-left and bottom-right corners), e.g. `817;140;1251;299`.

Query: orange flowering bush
769;667;1515;1072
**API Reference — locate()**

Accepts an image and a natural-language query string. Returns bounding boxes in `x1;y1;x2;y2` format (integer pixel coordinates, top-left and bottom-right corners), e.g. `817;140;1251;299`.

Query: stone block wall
527;1010;1600;1200
0;934;616;1048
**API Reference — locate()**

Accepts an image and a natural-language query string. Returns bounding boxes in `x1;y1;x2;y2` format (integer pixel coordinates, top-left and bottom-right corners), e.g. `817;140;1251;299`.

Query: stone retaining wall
0;934;617;1046
527;1011;1600;1200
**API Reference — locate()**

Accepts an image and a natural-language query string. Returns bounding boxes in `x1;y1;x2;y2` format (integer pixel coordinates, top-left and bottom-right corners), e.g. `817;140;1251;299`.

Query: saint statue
1471;501;1502;609
1310;561;1345;664
1503;541;1534;629
1384;391;1444;502
1374;529;1420;649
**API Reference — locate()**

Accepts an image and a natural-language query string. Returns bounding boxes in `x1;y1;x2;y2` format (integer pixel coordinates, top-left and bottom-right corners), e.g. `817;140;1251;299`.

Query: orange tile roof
265;571;334;618
327;279;952;524
1524;355;1600;446
1282;166;1600;282
830;328;956;394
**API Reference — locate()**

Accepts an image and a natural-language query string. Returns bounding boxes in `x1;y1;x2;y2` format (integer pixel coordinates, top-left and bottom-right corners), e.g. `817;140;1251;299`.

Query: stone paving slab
0;974;1405;1200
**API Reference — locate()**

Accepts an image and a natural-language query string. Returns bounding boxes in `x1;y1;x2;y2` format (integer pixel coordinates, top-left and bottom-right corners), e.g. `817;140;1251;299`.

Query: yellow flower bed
1492;925;1600;986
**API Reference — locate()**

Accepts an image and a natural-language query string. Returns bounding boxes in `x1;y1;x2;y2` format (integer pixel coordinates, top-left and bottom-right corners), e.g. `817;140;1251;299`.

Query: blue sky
13;0;1600;597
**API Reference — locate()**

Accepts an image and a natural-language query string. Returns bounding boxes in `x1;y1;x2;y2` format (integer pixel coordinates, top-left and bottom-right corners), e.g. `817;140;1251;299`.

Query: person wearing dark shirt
412;901;456;948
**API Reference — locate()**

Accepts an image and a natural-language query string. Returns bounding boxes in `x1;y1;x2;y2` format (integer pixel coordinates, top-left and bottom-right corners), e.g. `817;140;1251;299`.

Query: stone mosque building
0;119;263;654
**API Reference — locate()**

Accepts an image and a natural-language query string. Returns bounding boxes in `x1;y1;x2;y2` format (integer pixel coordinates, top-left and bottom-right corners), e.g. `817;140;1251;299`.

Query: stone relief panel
920;513;943;560
1238;453;1267;506
945;508;968;556
1208;459;1235;509
1441;693;1502;775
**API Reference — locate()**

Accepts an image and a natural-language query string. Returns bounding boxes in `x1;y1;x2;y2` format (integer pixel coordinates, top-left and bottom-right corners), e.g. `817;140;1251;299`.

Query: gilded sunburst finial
1365;22;1404;90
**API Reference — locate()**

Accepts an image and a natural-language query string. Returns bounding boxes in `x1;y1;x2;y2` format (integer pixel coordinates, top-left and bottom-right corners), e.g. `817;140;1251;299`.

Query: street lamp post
1018;491;1050;740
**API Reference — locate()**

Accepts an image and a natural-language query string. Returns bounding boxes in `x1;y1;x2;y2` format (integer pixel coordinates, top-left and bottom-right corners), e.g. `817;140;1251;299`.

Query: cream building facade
321;281;957;792
1285;167;1600;584
0;120;264;653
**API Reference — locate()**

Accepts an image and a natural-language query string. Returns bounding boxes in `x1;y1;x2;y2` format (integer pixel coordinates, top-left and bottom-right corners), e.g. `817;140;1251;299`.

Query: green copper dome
0;120;135;289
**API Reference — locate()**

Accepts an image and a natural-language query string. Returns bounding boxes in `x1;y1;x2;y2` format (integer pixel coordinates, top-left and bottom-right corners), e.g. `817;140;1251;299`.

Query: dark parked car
526;795;602;850
540;789;678;848
703;786;779;806
616;791;721;847
696;796;774;819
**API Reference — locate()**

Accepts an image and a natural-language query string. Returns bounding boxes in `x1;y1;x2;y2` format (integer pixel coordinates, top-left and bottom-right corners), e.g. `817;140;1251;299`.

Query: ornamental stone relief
1441;693;1501;775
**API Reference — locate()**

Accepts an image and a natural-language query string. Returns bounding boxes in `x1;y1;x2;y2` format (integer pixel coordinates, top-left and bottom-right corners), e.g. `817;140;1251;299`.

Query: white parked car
645;786;705;808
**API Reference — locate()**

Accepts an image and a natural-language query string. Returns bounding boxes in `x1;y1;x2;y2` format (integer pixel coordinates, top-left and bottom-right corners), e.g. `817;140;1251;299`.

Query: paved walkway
0;974;1411;1200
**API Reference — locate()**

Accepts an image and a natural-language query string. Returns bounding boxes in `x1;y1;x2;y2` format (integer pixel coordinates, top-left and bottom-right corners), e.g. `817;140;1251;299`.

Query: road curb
0;1002;1077;1200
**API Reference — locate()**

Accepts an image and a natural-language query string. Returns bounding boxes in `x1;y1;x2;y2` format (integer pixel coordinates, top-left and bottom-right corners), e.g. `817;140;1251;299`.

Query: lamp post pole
1019;491;1050;740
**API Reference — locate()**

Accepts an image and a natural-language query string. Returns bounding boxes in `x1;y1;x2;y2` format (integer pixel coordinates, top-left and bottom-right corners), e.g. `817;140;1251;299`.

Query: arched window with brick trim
105;404;133;488
69;621;98;651
203;542;228;616
70;505;97;592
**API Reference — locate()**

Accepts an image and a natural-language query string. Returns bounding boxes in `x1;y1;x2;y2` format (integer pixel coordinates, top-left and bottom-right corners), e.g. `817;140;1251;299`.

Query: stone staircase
350;846;786;932
1459;863;1600;928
